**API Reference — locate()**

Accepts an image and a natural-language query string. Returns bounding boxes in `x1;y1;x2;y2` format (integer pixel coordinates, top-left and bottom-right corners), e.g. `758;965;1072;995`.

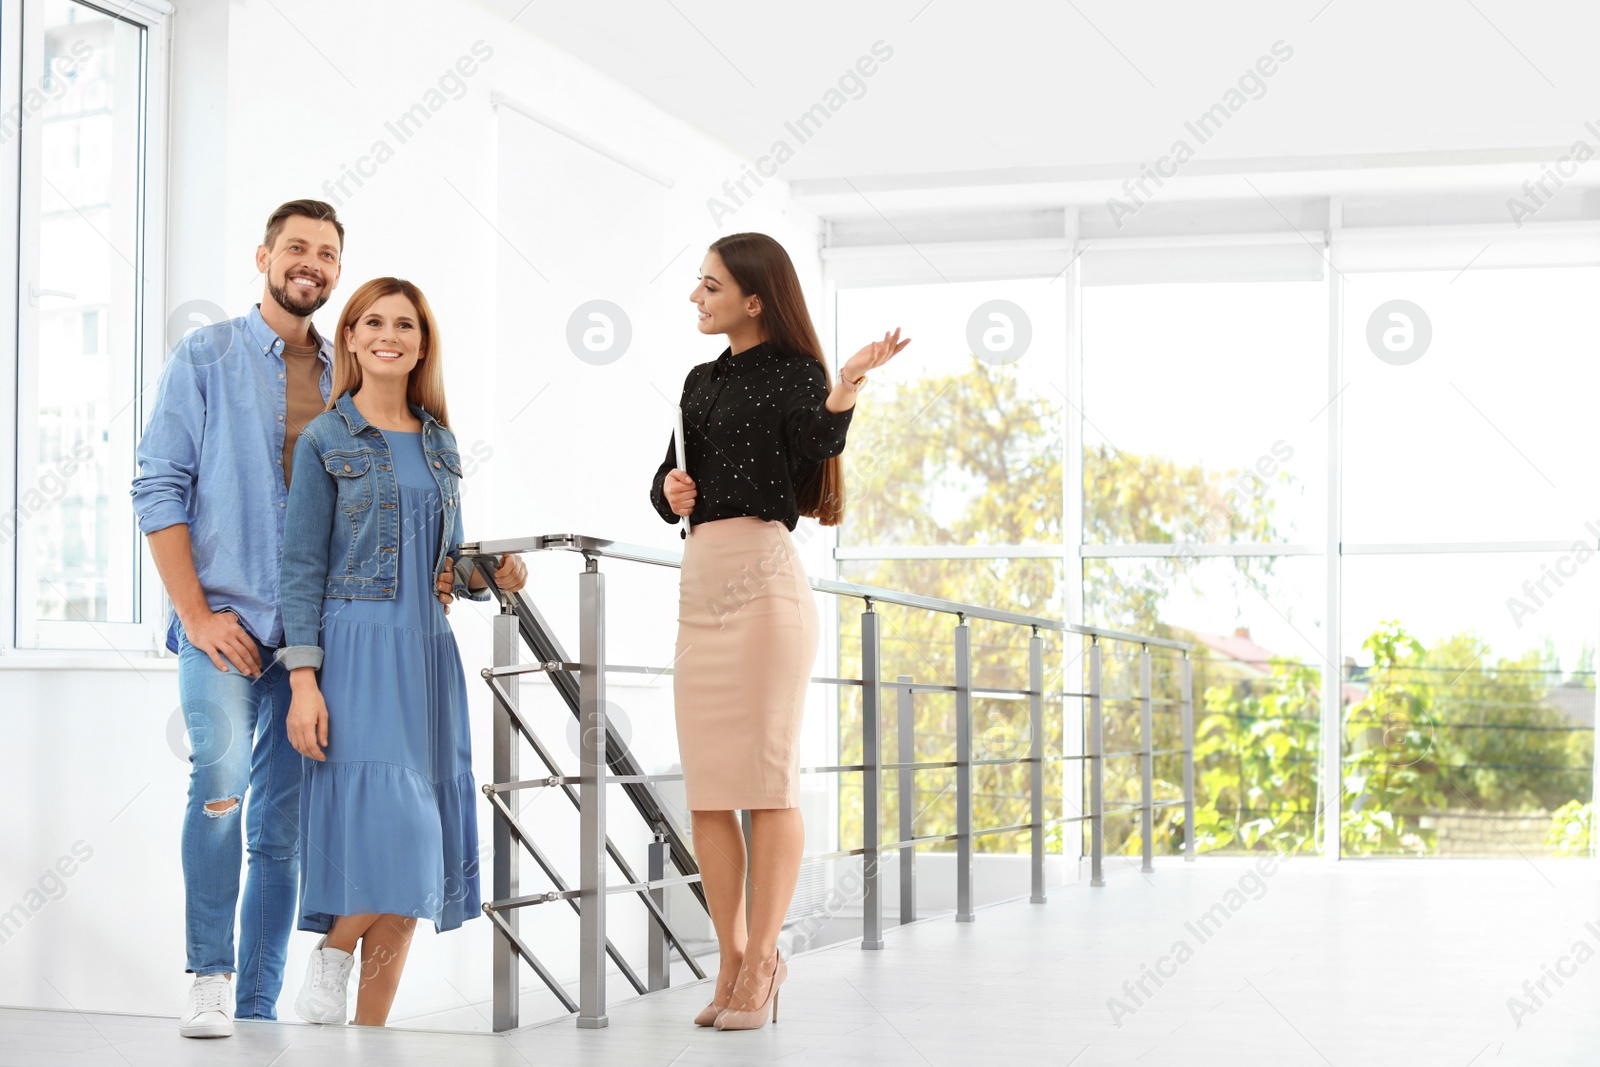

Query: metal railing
457;532;1195;1031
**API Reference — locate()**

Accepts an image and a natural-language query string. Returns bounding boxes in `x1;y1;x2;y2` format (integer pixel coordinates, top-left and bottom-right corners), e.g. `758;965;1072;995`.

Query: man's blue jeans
177;625;300;1020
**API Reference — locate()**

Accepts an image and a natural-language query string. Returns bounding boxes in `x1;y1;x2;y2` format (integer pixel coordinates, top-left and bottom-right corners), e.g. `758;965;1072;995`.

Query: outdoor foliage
835;361;1594;862
1546;800;1593;856
1191;656;1321;855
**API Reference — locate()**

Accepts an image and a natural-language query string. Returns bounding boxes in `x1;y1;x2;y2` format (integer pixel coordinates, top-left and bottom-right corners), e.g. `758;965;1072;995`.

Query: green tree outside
834;360;1595;862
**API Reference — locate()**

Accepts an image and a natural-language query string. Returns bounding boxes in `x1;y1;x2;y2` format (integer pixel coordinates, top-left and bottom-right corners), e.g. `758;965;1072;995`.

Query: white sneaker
295;936;355;1024
179;973;234;1038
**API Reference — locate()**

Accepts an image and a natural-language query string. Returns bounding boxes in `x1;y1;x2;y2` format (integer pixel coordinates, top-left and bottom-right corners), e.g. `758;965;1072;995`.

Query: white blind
1080;240;1328;286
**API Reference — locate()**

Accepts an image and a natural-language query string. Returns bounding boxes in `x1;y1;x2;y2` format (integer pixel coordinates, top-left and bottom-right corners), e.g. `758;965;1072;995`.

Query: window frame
5;0;171;654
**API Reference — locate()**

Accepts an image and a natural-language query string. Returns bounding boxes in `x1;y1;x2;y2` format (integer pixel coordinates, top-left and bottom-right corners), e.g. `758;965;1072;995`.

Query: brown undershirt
281;340;325;488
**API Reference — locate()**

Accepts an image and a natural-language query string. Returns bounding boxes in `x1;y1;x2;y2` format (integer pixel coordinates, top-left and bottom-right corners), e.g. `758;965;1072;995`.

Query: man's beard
268;275;330;317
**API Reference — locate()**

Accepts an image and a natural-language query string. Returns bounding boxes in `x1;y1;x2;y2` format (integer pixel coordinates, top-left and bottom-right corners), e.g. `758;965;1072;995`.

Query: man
132;199;344;1037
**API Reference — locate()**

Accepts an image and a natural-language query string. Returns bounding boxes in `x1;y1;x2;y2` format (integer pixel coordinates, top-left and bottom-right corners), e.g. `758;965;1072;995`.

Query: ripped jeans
177;625;300;1020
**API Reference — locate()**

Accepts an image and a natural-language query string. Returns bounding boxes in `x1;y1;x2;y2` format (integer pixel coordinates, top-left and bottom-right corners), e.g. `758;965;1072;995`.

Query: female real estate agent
650;231;909;1031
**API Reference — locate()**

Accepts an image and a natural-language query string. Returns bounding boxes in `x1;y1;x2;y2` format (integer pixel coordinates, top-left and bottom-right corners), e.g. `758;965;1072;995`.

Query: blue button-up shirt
131;304;333;652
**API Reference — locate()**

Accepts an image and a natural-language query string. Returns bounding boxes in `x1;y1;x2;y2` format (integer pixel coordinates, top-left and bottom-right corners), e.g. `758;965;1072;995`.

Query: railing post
739;809;753;929
897;674;916;925
647;833;669;990
1140;643;1154;875
577;558;608;1028
955;615;974;923
1089;636;1104;888
1029;628;1046;904
491;605;520;1032
1182;651;1196;863
861;601;884;950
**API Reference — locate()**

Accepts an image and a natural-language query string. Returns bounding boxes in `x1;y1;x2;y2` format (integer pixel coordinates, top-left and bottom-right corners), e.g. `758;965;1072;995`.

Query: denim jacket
275;393;489;671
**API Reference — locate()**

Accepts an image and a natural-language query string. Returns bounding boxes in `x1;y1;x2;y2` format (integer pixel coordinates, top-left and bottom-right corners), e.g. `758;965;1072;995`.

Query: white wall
0;0;838;1028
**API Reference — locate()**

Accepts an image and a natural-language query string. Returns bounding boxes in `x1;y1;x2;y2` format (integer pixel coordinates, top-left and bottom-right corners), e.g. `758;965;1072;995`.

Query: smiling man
131;200;344;1038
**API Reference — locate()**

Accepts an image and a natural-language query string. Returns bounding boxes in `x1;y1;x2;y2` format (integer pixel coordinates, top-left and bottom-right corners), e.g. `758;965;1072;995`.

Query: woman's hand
839;327;910;387
663;469;696;517
492;553;527;593
439;555;528;605
436;562;455;613
287;669;329;761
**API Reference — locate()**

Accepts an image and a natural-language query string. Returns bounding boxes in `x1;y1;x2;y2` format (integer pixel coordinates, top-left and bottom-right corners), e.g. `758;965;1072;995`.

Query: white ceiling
486;0;1600;186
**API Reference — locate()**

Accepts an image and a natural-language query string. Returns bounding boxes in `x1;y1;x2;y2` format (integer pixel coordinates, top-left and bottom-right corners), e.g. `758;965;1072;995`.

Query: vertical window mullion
14;0;49;649
0;0;25;651
1322;196;1345;860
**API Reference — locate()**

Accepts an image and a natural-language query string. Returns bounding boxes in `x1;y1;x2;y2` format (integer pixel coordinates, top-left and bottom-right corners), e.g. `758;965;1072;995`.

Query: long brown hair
329;277;450;428
710;232;845;525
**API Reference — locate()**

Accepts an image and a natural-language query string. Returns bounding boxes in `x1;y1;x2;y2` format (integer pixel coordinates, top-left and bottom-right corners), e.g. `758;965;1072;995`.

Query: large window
1075;234;1600;859
826;217;1600;863
1080;270;1330;858
1081;279;1328;549
1336;260;1600;856
5;0;167;650
831;277;1069;865
834;278;1066;552
1342;267;1600;544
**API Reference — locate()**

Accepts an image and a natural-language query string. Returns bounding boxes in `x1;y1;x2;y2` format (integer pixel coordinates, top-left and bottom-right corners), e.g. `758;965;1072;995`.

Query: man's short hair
263;199;345;254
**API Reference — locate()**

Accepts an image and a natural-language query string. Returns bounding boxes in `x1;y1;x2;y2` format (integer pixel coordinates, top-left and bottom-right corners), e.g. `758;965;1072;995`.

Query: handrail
459;531;1195;1031
459;532;1193;651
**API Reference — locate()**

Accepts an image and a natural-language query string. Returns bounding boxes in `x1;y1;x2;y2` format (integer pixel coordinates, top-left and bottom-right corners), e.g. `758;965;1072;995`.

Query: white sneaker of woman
294;936;356;1024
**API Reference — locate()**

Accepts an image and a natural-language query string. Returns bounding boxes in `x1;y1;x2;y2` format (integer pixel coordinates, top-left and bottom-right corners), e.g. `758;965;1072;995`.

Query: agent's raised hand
840;327;910;385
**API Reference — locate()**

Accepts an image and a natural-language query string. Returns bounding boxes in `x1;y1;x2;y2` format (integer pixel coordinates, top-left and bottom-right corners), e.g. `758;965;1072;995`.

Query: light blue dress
297;430;480;933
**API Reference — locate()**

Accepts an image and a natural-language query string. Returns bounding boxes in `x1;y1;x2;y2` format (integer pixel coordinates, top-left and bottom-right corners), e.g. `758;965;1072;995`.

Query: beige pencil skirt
673;516;819;811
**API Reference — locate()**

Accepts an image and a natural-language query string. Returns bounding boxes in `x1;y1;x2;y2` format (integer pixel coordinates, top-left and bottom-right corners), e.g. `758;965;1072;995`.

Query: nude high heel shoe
693;998;726;1027
693;971;736;1026
714;951;786;1031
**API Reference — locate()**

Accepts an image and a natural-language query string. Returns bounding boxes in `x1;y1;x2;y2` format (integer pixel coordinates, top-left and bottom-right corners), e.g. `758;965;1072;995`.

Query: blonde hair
329;277;450;427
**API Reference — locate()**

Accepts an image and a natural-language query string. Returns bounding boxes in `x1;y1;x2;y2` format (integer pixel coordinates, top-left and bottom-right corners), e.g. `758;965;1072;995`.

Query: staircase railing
458;532;1195;1031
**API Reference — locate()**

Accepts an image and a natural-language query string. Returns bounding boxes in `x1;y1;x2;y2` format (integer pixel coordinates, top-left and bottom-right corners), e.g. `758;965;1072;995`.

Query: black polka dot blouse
650;341;854;534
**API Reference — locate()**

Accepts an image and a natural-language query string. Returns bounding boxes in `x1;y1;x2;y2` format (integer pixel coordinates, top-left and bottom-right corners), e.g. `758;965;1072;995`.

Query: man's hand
182;609;261;677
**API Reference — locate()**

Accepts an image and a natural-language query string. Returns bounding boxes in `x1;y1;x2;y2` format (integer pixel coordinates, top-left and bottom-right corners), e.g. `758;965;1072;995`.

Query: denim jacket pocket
434;448;464;508
324;450;374;514
437;448;463;481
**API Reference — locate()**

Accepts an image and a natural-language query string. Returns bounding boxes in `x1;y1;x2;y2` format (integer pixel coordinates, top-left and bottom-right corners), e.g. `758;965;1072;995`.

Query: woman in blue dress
276;276;526;1026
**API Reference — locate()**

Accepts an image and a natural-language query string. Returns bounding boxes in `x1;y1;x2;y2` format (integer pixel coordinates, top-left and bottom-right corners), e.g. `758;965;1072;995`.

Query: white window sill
0;653;179;671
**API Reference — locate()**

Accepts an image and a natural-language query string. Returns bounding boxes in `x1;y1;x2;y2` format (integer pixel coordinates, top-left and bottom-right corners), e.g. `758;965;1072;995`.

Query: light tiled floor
6;856;1600;1065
